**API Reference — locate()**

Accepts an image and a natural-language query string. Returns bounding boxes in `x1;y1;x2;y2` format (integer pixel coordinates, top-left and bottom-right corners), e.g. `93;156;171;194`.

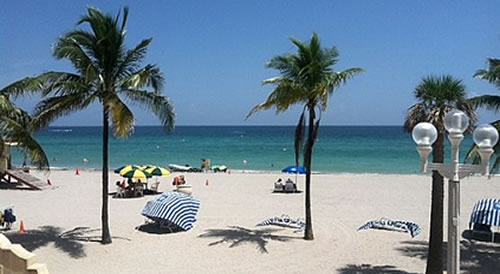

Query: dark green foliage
404;75;475;273
247;33;362;240
9;7;175;244
0;87;49;170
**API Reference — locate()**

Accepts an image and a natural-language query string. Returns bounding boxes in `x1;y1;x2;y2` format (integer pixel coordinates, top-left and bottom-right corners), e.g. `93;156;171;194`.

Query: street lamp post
412;110;499;274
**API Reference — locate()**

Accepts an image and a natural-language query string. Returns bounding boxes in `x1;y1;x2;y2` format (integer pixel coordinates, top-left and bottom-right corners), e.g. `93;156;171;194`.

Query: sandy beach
1;170;499;273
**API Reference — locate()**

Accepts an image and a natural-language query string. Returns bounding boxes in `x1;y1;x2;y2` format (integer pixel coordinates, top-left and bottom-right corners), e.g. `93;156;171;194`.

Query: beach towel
358;217;421;238
257;214;305;233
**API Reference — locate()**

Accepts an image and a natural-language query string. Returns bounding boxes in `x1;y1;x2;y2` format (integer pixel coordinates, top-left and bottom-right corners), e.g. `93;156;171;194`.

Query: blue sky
1;1;499;126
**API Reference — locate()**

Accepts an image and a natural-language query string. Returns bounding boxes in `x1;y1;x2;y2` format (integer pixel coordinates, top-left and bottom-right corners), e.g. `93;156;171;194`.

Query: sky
1;0;499;126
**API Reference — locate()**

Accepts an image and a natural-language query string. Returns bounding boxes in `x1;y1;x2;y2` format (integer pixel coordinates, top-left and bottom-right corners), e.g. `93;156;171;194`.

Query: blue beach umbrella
282;165;307;174
282;165;306;184
469;198;500;228
142;192;200;231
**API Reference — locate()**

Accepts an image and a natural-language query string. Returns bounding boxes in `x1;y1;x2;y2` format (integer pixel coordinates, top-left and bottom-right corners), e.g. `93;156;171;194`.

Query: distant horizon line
45;124;405;127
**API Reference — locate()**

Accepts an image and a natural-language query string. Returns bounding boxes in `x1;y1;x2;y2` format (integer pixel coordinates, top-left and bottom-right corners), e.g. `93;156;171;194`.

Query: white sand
1;170;499;273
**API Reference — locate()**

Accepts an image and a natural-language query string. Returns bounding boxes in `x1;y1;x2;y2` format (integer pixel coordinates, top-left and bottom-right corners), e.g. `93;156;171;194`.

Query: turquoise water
10;126;475;174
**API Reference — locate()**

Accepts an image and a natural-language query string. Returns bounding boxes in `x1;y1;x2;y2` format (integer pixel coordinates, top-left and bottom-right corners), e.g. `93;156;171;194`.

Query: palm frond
316;67;363;110
474;57;500;84
32;92;96;130
0;76;46;98
122;89;175;131
469;95;500;113
37;72;90;96
250;33;361;120
53;33;98;77
115;38;152;79
0;116;49;170
118;64;164;93
246;78;306;119
0;94;15;113
405;75;475;135
106;95;135;137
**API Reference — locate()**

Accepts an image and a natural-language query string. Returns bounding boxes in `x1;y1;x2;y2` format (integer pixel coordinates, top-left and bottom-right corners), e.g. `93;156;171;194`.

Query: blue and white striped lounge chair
142;192;200;232
469;198;500;242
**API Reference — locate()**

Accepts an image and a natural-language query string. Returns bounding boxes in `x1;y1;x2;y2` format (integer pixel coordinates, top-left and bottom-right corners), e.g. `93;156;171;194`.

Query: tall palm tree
404;75;475;273
247;33;362;240
12;7;175;244
467;57;500;173
0;88;49;171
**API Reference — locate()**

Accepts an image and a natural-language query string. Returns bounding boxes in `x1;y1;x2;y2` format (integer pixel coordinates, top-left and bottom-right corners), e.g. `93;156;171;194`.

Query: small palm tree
467;57;500;173
247;33;362;240
404;75;475;273
12;7;175;244
0;88;49;170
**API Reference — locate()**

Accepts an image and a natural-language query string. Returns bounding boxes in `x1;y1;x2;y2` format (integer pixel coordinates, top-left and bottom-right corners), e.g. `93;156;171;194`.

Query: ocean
9;126;475;174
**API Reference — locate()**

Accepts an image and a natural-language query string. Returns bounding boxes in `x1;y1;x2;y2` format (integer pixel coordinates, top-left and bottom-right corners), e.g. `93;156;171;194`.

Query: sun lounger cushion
257;214;305;233
358;217;421;238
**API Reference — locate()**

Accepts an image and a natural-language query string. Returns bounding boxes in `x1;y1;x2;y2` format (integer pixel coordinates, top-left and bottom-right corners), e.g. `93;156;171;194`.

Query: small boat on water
211;165;228;172
168;164;202;173
168;164;192;172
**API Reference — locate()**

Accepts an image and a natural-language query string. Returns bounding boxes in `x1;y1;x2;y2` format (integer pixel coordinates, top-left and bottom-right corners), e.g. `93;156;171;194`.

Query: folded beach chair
150;181;160;193
115;185;127;198
134;183;144;197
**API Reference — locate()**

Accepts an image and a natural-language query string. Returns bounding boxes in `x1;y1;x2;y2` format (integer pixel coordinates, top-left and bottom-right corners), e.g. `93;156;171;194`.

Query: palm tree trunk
425;133;444;273
101;104;112;244
304;108;315;240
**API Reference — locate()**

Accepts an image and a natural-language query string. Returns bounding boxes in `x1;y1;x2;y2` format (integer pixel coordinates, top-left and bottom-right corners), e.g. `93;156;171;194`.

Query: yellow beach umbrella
144;166;171;177
120;169;152;180
115;165;141;174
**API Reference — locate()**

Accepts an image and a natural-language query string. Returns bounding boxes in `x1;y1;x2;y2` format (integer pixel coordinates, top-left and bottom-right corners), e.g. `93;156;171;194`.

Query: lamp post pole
447;132;462;274
412;110;499;274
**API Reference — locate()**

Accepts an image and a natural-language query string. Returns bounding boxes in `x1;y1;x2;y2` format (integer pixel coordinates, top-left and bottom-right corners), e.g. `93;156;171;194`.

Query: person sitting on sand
173;175;186;186
285;178;297;191
274;178;284;192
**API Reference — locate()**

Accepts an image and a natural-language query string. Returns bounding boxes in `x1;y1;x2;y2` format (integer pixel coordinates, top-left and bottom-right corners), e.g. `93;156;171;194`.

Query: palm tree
246;33;362;240
467;57;500;173
404;75;475;273
0;87;49;171
12;7;175;244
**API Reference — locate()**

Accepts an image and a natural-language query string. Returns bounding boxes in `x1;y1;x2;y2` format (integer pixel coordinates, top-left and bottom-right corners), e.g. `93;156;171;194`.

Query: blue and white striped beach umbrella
142;192;200;231
469;198;500;228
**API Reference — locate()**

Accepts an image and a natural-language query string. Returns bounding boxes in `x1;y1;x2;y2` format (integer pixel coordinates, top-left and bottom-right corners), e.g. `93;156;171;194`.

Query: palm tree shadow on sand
396;237;500;273
5;226;130;259
336;264;414;274
198;226;300;253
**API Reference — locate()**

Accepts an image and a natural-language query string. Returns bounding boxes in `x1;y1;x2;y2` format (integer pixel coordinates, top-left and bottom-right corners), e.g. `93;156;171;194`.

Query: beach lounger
134;183;144;197
150;181;160;192
115;185;127;198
